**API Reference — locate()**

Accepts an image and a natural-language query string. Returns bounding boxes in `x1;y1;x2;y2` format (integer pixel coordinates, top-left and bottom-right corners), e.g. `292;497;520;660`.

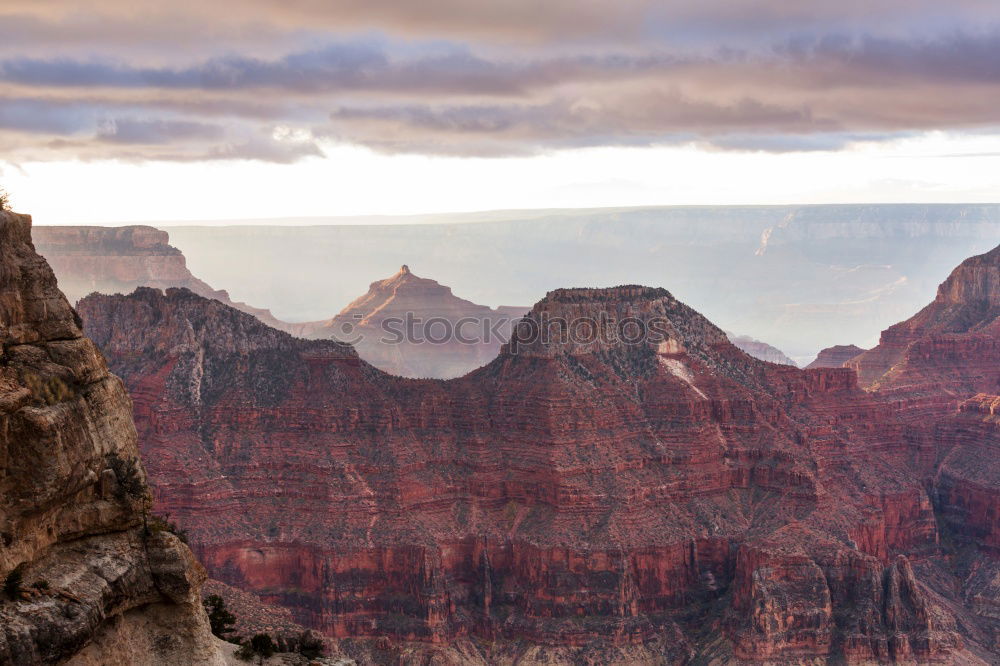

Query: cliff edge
0;212;223;665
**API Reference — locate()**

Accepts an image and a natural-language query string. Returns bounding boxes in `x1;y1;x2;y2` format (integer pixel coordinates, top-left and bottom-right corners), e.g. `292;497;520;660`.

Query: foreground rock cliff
0;212;223;665
79;251;1000;663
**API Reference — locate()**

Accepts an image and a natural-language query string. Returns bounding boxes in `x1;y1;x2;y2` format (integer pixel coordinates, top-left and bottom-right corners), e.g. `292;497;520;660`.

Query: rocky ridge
0;212;223;665
847;244;1000;396
77;268;1000;663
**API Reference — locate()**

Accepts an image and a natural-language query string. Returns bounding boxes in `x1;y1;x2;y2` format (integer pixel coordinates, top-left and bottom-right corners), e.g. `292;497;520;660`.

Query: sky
2;1;1000;224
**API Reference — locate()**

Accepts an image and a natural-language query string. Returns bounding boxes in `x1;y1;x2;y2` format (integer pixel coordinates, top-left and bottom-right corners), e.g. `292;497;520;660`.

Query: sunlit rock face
78;252;1000;663
0;212;223;665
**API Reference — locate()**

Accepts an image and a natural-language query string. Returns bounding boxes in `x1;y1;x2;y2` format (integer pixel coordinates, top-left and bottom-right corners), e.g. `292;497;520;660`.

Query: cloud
96;118;225;144
2;4;1000;160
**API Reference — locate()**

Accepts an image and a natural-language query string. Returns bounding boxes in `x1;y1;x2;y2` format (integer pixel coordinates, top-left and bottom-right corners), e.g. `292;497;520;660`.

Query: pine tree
202;594;237;640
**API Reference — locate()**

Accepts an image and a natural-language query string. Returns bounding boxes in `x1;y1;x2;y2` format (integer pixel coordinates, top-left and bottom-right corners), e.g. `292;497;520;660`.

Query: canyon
166;203;1000;363
0;212;222;664
32;225;311;337
36;224;807;379
76;243;1000;663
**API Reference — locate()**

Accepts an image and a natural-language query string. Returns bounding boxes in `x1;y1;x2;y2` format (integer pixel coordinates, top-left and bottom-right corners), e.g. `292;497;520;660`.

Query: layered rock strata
78;275;1000;663
0;212;223;665
847;245;1000;396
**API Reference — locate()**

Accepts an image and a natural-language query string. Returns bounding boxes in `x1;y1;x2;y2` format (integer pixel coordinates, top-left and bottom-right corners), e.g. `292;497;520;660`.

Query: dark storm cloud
1;1;1000;161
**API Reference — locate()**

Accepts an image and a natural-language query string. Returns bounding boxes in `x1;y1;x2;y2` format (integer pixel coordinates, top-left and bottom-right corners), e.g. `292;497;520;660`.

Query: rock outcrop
33;225;315;337
0;212;223;665
725;331;797;366
78;276;1000;663
847;244;1000;397
805;344;866;369
308;265;526;378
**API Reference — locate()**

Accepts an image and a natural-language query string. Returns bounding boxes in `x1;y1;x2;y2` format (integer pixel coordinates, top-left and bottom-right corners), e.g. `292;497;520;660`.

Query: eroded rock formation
0;212;223;665
309;265;526;378
847;244;1000;396
78;265;1000;662
33;225;314;337
805;344;866;369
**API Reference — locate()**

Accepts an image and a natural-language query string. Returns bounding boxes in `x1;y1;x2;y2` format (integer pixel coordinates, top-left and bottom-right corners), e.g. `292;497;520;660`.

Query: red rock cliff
77;278;999;663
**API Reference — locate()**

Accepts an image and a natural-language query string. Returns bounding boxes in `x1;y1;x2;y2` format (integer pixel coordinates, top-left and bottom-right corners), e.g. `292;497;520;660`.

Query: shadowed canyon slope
77;246;1000;663
0;213;222;665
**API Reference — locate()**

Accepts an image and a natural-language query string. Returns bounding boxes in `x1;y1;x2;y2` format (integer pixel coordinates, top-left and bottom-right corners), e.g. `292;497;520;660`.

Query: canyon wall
33;225;311;336
78;269;1000;663
0;213;222;665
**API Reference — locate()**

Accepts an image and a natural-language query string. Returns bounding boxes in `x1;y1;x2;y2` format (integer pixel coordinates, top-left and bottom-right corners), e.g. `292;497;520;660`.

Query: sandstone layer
0;212;223;665
78;270;1000;663
309;265;526;379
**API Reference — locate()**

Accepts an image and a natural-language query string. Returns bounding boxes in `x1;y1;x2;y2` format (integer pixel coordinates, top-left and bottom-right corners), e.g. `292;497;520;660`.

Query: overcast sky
3;1;1000;223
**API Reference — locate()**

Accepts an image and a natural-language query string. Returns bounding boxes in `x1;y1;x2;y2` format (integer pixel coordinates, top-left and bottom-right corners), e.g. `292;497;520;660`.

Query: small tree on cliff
202;594;237;641
106;452;146;502
0;187;9;212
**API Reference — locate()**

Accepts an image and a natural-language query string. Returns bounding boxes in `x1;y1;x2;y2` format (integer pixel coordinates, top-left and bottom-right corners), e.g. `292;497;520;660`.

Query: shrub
203;594;237;640
0;188;9;212
4;566;24;600
22;372;75;406
105;452;146;502
235;633;277;664
297;630;325;659
146;513;188;544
